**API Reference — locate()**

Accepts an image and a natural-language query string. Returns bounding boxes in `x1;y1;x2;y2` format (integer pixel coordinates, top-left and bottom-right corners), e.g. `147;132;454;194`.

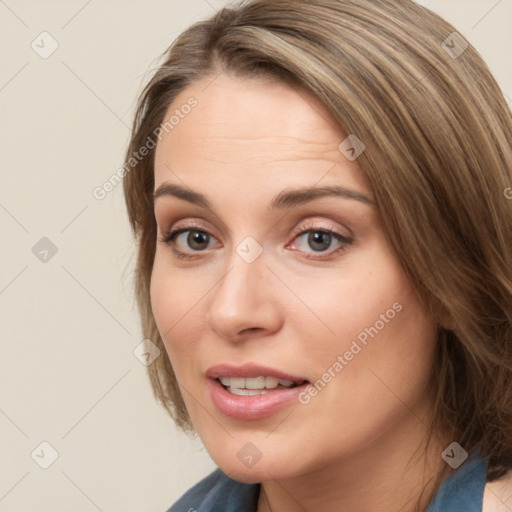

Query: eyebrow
153;183;374;211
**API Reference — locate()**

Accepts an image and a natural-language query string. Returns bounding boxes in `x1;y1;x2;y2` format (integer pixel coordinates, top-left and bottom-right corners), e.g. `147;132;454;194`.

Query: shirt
167;451;487;512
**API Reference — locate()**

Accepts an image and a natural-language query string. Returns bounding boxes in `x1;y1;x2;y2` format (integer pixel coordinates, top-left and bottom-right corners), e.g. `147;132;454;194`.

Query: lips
206;363;310;420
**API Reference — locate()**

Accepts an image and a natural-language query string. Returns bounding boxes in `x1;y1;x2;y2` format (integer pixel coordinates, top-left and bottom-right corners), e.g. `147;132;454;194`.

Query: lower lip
207;378;309;420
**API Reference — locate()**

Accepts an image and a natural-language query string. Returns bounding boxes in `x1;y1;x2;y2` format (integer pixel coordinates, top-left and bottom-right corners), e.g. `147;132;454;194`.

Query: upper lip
206;363;309;382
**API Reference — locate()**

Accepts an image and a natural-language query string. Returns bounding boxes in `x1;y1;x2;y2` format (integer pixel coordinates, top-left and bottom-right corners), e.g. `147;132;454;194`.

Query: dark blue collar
426;451;487;512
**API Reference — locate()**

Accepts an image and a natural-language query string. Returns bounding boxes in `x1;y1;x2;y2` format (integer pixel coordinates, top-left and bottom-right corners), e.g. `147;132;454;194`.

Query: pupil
188;231;208;250
309;231;331;251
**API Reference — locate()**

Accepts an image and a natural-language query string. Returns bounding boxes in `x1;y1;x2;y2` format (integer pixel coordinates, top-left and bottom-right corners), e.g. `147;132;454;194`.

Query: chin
209;448;306;484
224;467;266;484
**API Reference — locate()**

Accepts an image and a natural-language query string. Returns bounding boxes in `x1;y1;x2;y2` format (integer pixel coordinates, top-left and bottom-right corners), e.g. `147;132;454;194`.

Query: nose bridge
206;241;281;338
214;231;267;297
211;248;265;313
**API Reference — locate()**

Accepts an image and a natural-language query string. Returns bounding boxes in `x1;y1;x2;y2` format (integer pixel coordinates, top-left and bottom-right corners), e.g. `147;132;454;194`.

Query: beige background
1;1;511;511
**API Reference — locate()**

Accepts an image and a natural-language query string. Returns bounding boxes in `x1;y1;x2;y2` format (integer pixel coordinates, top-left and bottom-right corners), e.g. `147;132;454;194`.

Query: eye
288;224;352;259
158;227;219;259
158;221;353;260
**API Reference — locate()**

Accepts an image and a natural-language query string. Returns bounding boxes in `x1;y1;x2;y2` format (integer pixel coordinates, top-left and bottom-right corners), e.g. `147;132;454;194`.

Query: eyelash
158;221;353;261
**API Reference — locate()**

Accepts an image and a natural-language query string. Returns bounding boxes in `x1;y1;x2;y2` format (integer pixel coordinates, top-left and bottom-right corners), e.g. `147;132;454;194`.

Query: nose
206;254;283;341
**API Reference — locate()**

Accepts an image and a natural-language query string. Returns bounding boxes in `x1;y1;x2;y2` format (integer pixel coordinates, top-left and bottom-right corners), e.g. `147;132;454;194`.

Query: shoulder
165;468;260;512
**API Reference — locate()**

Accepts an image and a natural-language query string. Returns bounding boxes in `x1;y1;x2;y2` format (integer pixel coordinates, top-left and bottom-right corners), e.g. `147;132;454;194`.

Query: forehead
153;73;369;193
172;73;339;133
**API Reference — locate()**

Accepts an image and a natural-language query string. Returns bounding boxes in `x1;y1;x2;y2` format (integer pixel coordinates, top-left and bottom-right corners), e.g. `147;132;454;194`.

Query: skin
151;72;452;512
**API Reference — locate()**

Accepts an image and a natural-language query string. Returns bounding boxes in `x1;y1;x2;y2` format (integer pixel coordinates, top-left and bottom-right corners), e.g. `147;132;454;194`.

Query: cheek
149;257;203;364
292;243;438;401
150;259;174;338
313;271;437;424
290;246;410;356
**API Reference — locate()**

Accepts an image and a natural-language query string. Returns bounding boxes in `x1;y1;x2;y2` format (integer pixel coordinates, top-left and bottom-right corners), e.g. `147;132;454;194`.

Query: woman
123;0;512;510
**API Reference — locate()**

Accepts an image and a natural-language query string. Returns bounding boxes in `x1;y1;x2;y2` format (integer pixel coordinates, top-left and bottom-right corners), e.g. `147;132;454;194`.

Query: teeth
265;376;279;388
218;376;301;392
228;377;245;388
246;376;266;389
229;388;270;396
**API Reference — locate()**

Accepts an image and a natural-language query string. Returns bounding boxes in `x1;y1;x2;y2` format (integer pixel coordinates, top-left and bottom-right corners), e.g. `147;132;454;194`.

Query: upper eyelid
154;202;360;237
166;218;348;236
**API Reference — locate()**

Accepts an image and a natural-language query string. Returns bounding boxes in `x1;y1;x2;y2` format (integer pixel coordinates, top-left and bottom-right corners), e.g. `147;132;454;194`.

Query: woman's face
151;73;439;482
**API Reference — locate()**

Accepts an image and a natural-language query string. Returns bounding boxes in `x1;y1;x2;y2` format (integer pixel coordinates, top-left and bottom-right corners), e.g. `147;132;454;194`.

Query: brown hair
123;0;512;502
